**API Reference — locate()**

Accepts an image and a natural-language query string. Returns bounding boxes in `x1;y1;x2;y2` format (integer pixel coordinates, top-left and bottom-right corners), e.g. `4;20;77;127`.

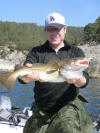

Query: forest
0;16;100;51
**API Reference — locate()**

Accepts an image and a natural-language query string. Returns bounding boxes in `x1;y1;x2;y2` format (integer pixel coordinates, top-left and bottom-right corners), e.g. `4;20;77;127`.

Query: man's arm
18;64;40;84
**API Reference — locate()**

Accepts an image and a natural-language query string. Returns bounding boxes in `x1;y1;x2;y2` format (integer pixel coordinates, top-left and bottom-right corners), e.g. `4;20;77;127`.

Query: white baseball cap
45;12;66;30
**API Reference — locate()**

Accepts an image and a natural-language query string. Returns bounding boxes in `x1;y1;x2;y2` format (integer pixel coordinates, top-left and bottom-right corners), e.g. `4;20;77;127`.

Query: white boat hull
0;121;24;133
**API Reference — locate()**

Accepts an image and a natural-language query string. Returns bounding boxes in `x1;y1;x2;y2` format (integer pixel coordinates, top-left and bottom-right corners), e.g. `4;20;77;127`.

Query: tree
84;23;96;42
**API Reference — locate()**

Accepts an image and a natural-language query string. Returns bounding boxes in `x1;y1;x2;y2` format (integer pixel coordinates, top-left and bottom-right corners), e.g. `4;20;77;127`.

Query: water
0;79;34;109
0;74;100;121
79;78;100;120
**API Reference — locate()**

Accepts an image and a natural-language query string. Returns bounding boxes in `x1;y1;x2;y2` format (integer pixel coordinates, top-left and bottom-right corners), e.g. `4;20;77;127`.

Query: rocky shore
0;44;100;78
0;49;26;71
78;45;100;78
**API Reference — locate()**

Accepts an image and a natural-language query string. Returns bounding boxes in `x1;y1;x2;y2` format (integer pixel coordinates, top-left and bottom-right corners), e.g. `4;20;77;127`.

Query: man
21;12;93;133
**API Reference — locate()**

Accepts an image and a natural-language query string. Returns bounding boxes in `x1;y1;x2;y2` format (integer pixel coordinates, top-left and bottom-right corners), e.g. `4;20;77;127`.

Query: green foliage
66;26;84;45
0;21;46;51
0;16;99;52
0;21;84;50
0;48;7;58
84;16;100;43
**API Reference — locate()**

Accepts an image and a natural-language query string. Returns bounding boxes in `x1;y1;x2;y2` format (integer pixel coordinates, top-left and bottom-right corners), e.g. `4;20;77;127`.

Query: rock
0;60;14;71
5;50;26;63
78;44;100;78
0;50;26;71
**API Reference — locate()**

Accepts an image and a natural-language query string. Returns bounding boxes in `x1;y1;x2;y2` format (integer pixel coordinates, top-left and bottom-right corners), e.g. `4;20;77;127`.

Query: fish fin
0;72;16;90
14;64;23;71
48;56;60;64
48;56;62;70
46;69;58;74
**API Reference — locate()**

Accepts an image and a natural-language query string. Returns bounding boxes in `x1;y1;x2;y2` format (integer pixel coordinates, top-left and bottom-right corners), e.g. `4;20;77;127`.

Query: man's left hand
65;76;86;88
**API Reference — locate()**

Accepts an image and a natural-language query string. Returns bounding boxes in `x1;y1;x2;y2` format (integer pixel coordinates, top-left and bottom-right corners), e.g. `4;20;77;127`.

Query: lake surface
0;76;100;121
80;78;100;120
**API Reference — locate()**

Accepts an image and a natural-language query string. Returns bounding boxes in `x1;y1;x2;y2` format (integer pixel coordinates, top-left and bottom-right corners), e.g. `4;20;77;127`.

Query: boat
0;107;32;133
0;107;100;133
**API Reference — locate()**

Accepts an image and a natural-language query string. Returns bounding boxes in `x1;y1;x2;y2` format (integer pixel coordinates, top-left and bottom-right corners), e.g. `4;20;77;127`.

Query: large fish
0;57;89;90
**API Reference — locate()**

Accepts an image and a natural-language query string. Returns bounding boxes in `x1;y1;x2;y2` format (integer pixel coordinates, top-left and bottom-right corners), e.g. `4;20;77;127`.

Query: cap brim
46;23;65;30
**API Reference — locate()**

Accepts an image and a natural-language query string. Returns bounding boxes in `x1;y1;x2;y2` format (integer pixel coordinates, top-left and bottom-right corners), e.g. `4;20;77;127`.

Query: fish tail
0;72;17;90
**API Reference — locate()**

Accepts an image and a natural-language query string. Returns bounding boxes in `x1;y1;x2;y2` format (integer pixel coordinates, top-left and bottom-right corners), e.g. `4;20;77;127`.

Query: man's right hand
20;63;40;83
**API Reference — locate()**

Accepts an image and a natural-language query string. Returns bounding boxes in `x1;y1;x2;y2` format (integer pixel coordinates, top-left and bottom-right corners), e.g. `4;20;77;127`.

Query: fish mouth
68;58;89;71
75;58;89;66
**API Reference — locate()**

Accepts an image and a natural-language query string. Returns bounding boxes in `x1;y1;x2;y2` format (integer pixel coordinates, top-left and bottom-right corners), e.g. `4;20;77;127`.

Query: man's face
45;26;66;46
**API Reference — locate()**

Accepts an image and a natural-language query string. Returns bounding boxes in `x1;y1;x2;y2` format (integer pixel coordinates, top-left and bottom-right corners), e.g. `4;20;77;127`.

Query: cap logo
50;16;55;22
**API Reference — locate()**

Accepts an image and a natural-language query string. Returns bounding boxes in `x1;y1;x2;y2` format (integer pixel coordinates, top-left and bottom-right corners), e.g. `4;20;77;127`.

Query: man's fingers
65;77;79;84
26;63;33;67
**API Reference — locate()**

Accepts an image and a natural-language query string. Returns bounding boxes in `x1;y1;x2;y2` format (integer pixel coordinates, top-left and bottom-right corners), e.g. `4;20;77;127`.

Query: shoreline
0;44;100;78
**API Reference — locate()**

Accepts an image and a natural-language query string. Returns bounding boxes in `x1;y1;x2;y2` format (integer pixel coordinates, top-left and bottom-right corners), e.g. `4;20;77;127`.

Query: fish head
60;57;89;71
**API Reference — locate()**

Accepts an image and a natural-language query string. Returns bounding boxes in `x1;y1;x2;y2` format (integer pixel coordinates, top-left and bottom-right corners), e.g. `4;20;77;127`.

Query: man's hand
20;63;40;83
65;76;86;88
60;68;86;88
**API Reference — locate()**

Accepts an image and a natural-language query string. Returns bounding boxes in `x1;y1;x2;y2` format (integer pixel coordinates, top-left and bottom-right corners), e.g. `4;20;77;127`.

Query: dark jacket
22;41;89;114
